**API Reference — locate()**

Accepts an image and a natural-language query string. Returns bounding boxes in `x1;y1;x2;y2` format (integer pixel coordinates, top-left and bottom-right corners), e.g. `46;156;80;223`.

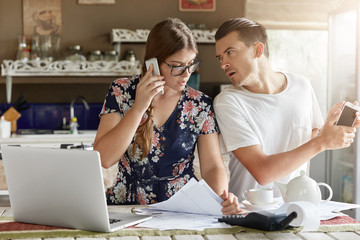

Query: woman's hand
220;190;242;215
133;64;165;113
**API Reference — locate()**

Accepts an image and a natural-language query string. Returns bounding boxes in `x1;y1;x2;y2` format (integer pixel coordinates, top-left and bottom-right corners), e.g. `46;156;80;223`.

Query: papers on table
136;178;229;230
147;178;223;216
265;200;360;221
135;178;360;230
136;212;230;231
319;201;360;220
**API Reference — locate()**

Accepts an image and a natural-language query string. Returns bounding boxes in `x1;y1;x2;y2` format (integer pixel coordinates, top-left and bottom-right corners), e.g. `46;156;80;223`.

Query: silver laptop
1;145;152;232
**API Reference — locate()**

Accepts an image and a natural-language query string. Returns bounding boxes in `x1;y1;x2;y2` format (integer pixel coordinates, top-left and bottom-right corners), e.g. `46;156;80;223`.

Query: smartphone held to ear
145;58;163;94
336;102;360;127
145;58;160;76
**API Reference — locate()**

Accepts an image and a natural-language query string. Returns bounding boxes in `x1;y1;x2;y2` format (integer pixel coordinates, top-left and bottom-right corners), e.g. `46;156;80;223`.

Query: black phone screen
336;105;357;127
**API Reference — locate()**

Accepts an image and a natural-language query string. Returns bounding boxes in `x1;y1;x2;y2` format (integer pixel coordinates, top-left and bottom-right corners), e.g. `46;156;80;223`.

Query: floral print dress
99;76;219;205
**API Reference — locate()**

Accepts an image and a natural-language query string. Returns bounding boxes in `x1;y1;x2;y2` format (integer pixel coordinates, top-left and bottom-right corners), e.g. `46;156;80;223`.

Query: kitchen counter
0;130;119;196
0;130;96;147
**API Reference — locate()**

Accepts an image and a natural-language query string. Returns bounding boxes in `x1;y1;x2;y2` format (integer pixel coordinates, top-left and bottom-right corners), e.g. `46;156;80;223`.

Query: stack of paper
136;212;230;231
319;201;360;220
148;178;223;215
136;178;230;230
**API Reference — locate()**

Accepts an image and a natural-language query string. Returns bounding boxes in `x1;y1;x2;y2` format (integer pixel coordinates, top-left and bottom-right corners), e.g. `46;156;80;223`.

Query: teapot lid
290;170;315;184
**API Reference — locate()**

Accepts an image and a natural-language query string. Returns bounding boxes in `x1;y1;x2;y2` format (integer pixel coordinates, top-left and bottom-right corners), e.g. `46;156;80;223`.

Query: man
213;18;359;199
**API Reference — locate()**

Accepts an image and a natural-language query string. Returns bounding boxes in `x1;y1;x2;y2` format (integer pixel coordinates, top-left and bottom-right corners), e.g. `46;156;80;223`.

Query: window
268;30;328;115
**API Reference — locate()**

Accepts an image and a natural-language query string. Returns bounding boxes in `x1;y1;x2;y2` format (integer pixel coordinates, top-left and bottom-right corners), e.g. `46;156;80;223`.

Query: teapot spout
274;181;286;199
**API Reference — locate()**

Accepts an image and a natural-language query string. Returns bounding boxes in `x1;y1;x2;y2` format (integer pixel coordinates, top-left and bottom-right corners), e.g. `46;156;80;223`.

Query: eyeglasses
164;61;200;76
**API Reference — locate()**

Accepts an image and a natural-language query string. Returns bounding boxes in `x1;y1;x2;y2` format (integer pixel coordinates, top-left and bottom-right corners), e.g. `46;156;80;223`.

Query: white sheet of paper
268;200;360;221
147;178;223;216
181;180;222;215
137;178;227;230
320;200;360;212
136;212;230;231
319;201;360;220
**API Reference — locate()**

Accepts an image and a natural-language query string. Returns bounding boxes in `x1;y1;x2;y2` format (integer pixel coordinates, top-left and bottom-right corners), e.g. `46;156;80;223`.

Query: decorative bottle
69;116;79;135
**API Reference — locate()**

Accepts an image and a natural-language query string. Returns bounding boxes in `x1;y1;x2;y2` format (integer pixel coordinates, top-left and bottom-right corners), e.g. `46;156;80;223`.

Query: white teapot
274;170;333;206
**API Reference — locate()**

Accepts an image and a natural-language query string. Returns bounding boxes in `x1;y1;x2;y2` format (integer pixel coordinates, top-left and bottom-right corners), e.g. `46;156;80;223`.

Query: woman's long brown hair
132;18;198;159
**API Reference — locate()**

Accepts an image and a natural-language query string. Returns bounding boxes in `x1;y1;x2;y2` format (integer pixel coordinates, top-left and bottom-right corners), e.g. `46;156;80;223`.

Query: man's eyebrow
216;47;233;59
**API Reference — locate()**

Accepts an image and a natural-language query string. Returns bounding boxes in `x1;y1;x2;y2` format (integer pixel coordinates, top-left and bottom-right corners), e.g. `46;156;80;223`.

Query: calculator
218;211;297;231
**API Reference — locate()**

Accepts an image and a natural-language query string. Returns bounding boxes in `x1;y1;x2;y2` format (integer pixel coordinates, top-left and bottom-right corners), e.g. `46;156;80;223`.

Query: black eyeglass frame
164;61;200;76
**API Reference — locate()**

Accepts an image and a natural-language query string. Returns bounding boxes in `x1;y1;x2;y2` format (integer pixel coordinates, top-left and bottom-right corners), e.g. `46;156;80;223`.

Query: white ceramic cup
241;188;274;205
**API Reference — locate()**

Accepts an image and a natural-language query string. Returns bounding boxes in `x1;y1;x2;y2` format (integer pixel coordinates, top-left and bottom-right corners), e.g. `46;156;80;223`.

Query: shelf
1;59;142;103
1;28;216;103
111;28;216;44
1;60;141;77
110;28;216;57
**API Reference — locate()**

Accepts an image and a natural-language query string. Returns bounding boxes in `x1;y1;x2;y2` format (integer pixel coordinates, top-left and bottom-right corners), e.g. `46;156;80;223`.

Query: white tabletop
0;204;359;240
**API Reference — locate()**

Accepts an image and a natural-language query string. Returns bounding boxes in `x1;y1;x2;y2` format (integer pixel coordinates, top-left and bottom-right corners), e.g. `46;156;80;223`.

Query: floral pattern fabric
100;76;219;205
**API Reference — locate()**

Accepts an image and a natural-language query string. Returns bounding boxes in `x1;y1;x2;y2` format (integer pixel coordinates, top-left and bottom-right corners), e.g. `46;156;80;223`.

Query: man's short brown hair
215;18;269;58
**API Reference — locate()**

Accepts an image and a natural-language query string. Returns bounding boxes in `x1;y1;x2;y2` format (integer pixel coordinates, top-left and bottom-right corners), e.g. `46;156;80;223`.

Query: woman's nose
181;68;191;77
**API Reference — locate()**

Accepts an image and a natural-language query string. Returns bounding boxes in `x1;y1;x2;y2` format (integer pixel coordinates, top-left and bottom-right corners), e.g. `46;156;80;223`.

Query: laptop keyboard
109;218;123;224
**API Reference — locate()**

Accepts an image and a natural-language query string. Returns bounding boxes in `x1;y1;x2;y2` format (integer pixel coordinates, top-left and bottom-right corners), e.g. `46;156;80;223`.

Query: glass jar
16;35;31;61
30;36;41;61
196;23;207;30
65;45;86;61
88;50;103;61
104;50;118;61
125;49;136;74
125;49;136;62
40;35;55;61
187;23;196;30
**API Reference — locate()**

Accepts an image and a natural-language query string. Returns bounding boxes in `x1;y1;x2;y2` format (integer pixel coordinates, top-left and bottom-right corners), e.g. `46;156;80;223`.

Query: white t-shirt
213;73;324;198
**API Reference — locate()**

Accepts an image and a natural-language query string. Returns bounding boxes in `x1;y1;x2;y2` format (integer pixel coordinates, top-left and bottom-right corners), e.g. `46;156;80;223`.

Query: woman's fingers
144;76;165;93
139;64;163;87
141;64;154;82
133;69;165;112
138;67;165;95
221;192;242;215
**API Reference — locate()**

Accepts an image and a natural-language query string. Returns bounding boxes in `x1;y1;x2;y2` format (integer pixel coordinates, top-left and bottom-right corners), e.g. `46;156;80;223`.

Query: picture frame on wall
23;0;62;36
179;0;216;12
78;0;116;4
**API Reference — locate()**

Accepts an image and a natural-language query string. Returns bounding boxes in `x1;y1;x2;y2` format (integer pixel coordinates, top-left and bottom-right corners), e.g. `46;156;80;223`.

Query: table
0;203;360;240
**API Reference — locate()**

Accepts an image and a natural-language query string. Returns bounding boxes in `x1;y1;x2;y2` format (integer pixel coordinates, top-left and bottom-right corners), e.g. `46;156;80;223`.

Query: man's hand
350;101;360;128
318;101;356;150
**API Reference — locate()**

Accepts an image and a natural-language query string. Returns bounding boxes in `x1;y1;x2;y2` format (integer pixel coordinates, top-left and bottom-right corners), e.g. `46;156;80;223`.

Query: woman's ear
254;42;264;58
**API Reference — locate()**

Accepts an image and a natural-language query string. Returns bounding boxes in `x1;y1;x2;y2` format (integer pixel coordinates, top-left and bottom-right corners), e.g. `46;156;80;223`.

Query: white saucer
242;200;281;211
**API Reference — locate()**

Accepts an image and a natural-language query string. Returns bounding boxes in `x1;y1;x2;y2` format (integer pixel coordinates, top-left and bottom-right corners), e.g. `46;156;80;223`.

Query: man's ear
254;42;264;58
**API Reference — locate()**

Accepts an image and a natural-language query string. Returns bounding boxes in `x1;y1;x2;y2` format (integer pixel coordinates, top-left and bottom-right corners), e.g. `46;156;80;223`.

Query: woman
94;18;240;214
